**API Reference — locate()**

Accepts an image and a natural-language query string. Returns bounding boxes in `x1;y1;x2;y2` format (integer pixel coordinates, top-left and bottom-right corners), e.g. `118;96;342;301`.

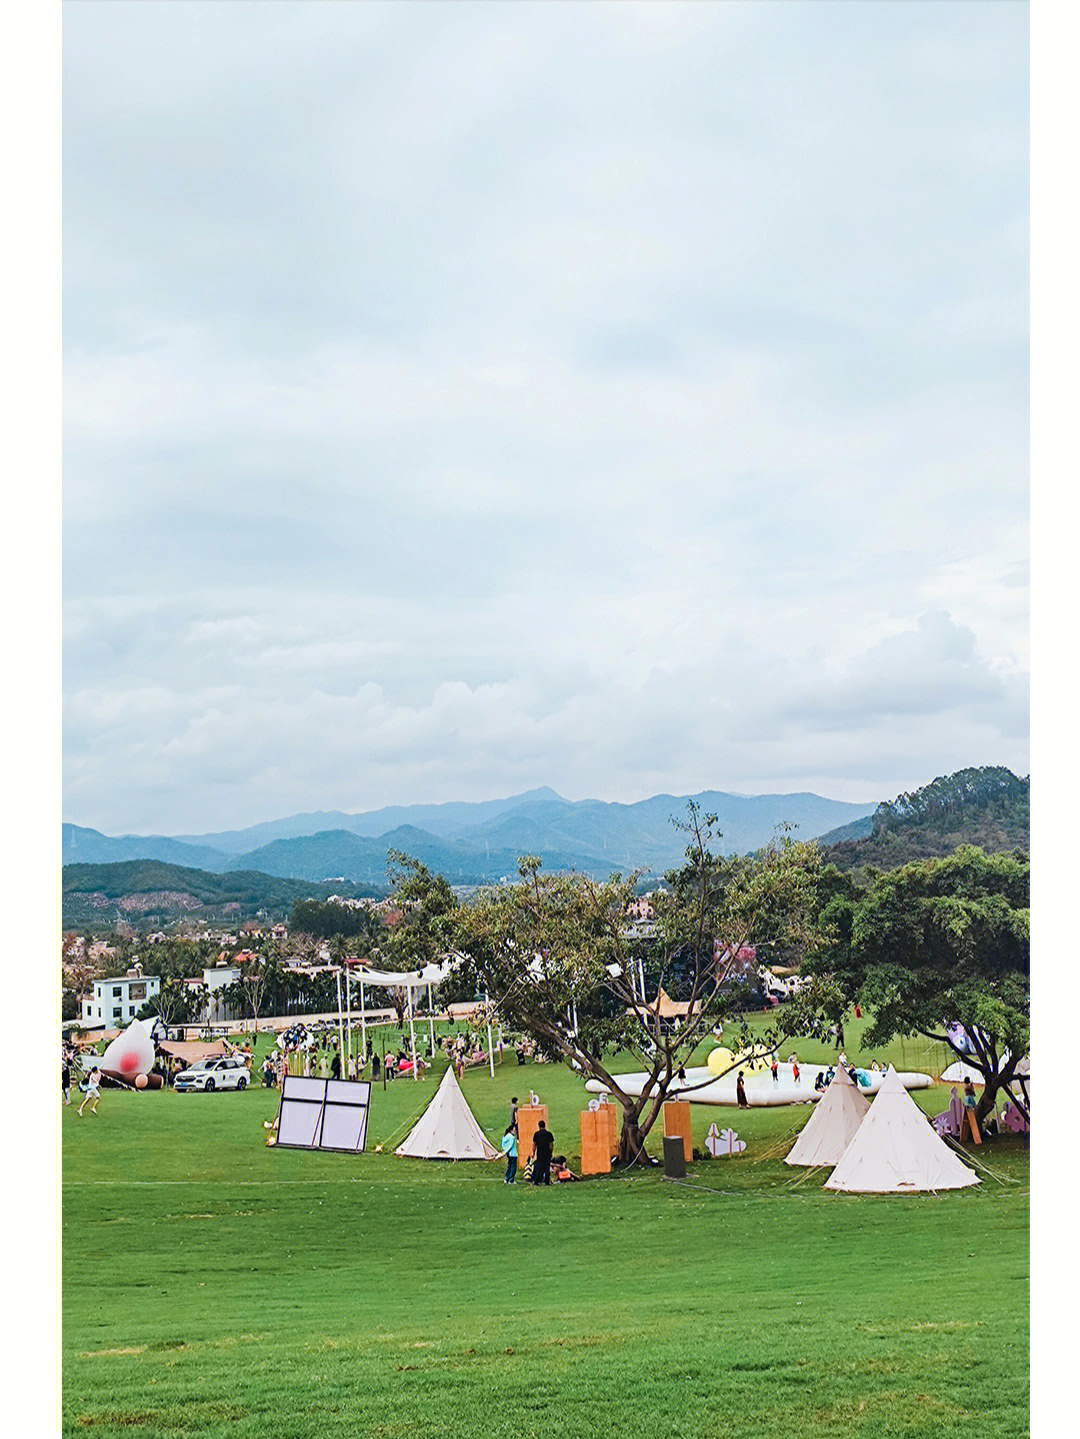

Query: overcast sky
63;0;1028;836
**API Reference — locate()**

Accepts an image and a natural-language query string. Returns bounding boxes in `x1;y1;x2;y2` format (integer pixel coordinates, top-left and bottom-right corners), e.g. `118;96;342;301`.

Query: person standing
77;1066;102;1117
792;1060;801;1085
736;1072;749;1109
530;1120;554;1185
509;1096;519;1130
62;1051;72;1106
500;1124;519;1184
770;1059;779;1085
962;1078;979;1137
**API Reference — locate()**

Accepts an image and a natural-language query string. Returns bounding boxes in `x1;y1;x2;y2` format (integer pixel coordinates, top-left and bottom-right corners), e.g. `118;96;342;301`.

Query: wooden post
516;1103;548;1170
601;1099;617;1156
965;1108;982;1145
580;1110;611;1175
663;1099;693;1162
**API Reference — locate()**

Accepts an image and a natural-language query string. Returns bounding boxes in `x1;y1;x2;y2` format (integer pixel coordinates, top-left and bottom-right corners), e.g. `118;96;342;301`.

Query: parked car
173;1055;250;1092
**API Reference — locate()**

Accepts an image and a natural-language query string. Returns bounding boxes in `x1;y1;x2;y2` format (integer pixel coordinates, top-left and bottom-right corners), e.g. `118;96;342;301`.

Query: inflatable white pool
584;1062;933;1108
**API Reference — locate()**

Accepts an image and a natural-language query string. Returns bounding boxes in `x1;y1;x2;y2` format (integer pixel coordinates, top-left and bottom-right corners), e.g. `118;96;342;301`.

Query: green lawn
63;1025;1028;1439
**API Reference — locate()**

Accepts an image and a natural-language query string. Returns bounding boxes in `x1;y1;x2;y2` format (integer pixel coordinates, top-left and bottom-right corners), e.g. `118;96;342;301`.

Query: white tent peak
824;1065;979;1193
785;1063;870;1168
395;1066;499;1161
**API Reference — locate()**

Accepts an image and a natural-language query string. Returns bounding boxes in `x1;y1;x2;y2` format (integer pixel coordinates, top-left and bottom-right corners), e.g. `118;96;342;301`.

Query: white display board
275;1075;372;1154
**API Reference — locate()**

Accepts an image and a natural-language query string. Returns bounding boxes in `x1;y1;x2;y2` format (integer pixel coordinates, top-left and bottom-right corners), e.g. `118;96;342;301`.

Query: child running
77;1066;102;1117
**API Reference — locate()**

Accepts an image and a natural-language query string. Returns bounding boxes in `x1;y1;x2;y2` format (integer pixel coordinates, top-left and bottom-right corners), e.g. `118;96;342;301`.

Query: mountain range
63;787;877;887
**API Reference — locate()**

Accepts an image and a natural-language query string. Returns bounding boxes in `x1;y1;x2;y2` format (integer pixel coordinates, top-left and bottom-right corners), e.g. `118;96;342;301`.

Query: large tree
446;809;825;1163
804;845;1029;1125
378;854;461;1026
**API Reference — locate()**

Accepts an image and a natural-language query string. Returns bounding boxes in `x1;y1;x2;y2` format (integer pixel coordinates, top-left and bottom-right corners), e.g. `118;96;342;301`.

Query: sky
63;0;1029;836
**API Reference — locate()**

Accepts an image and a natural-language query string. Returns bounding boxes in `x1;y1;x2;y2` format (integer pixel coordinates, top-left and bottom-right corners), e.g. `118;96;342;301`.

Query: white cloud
63;0;1028;832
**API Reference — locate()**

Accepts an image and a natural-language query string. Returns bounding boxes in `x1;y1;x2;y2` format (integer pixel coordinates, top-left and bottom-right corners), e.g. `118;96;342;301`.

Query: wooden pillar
601;1099;618;1155
515;1103;548;1169
663;1099;692;1162
580;1110;611;1175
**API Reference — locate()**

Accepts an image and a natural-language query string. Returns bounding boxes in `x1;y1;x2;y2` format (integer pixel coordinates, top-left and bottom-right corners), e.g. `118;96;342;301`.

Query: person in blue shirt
500;1124;519;1184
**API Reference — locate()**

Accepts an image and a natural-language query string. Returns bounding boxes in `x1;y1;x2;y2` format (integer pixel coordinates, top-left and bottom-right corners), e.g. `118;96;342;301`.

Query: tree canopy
443;808;826;1161
803;845;1029;1121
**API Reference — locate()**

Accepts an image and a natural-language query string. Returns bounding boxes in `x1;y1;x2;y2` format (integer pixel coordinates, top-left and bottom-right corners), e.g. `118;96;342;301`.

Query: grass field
63;1019;1028;1439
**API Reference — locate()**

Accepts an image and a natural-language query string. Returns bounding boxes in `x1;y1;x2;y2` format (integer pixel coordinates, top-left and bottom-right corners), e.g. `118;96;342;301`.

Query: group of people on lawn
499;1096;558;1186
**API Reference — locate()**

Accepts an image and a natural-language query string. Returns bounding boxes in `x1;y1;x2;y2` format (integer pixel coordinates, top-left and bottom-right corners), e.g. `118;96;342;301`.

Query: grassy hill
62;859;382;930
820;766;1029;871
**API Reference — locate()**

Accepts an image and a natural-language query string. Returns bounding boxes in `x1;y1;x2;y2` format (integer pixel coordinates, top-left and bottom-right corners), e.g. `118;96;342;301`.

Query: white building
202;963;242;1024
81;964;160;1027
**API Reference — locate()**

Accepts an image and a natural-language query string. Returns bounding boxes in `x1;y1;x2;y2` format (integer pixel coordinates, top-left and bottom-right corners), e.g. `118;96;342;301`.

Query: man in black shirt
531;1120;554;1185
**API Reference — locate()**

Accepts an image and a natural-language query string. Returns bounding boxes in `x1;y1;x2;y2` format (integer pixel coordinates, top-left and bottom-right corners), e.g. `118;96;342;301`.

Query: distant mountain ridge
63;786;876;885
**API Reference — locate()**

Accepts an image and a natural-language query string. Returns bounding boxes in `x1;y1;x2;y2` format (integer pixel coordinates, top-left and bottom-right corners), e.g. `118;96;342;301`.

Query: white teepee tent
824;1066;979;1193
395;1066;499;1160
785;1064;870;1167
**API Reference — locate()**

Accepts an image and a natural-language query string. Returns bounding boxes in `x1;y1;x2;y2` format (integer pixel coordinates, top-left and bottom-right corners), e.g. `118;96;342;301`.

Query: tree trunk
618;1110;647;1165
975;1080;999;1128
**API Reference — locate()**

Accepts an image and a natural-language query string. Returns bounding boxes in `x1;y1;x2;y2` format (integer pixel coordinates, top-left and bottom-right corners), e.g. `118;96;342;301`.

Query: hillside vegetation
62;860;381;930
820;766;1028;871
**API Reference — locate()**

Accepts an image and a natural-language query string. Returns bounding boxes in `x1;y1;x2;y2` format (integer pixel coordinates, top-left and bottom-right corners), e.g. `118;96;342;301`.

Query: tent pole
428;981;435;1054
335;968;345;1068
408;984;418;1080
360;979;367;1070
345;966;352;1071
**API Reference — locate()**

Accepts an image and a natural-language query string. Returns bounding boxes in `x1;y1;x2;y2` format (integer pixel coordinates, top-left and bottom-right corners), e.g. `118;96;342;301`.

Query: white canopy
785;1065;870;1167
345;959;453;989
395;1067;499;1160
824;1066;979;1193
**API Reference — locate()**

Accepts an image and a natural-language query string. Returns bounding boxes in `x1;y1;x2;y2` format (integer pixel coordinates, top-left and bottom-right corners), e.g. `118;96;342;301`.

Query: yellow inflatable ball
745;1045;774;1075
707;1047;736;1076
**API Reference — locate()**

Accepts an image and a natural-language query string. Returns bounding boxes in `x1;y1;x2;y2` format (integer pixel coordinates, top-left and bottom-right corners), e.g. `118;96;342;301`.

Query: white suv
173;1056;251;1092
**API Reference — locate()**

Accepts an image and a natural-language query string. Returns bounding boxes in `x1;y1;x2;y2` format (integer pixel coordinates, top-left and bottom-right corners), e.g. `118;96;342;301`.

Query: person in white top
78;1066;102;1117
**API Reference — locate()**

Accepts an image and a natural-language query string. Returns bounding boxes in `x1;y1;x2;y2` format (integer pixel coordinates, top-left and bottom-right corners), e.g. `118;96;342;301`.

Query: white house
202;963;242;1024
81;963;160;1027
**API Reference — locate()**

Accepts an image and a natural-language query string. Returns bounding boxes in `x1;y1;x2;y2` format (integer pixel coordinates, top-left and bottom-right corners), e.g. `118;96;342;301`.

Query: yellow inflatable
733;1044;772;1075
706;1047;735;1076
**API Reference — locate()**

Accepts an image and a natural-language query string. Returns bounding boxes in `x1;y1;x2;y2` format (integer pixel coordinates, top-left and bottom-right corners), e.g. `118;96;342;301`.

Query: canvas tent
785;1064;870;1167
395;1066;499;1160
824;1066;979;1193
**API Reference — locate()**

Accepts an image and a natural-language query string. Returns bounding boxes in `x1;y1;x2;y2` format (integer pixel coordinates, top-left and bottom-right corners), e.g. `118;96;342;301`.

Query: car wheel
237;1076;247;1090
205;1078;215;1091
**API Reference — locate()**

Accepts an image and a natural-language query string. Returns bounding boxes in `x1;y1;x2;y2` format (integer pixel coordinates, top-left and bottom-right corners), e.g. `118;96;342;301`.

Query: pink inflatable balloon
100;1019;155;1080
